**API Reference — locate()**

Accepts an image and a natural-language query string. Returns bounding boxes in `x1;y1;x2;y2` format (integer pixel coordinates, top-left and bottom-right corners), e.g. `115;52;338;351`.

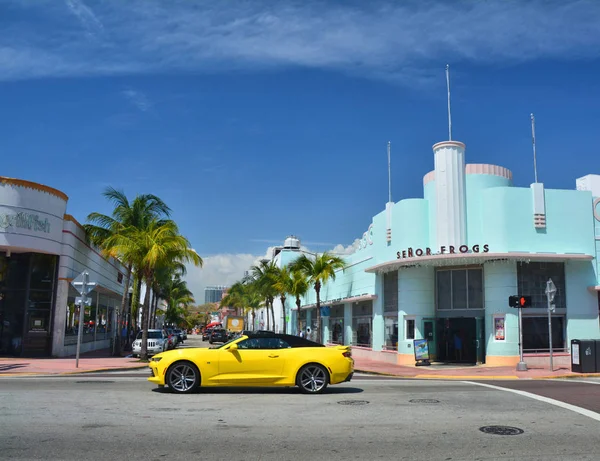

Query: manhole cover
409;399;440;404
337;400;370;406
75;380;115;384
479;426;524;436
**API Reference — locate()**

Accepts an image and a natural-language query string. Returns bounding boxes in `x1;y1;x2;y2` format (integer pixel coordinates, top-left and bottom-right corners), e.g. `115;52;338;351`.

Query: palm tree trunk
269;299;275;332
265;299;270;330
315;283;321;344
140;276;153;360
131;274;142;333
115;264;132;356
252;310;256;331
152;294;159;328
296;296;302;336
280;295;287;334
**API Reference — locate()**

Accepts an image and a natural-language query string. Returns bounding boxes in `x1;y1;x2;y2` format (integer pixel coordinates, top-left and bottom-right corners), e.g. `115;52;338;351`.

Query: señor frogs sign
397;244;489;259
0;212;51;233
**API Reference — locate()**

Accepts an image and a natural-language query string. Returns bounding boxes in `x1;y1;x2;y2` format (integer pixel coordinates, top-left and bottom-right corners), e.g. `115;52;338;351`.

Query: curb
0;365;148;377
355;368;600;381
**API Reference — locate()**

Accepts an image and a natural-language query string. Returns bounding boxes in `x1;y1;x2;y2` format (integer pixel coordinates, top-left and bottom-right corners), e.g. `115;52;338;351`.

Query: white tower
433;140;467;250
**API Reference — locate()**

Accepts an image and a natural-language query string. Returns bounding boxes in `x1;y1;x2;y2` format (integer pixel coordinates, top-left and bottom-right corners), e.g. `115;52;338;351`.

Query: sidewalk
2;351;599;380
0;348;146;376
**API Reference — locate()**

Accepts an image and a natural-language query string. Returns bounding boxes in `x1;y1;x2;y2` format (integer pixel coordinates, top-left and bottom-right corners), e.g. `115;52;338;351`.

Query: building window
383;271;398;350
517;262;566;309
436;268;484;310
383;271;398;313
329;305;344;344
405;318;415;340
523;316;566;352
384;316;398;350
352;302;372;347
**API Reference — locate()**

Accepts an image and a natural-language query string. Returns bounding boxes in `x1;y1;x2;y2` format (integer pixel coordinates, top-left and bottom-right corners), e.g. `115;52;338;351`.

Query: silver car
132;329;168;357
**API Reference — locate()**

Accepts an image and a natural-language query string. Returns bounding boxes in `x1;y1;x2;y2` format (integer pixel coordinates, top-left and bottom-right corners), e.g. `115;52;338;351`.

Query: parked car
202;328;213;341
173;329;185;343
209;328;228;344
132;329;168;357
181;330;188;341
148;332;354;394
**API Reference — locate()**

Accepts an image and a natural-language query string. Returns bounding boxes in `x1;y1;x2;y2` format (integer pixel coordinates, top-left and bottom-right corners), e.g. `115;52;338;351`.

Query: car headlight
150;357;162;362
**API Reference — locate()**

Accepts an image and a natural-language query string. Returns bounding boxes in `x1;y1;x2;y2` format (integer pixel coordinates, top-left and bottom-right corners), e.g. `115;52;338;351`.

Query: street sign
545;279;557;308
71;271;97;296
75;296;92;307
70;270;97;368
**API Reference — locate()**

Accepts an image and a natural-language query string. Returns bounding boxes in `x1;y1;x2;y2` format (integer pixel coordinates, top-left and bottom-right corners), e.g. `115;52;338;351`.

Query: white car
132;329;168;357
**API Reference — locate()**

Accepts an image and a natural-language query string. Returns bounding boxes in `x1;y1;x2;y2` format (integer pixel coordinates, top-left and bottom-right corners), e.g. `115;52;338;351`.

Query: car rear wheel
166;361;200;394
297;364;329;394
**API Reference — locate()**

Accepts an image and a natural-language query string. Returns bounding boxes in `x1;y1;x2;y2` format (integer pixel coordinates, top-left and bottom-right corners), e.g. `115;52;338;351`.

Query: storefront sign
0;212;51;233
413;339;430;361
397;244;489;259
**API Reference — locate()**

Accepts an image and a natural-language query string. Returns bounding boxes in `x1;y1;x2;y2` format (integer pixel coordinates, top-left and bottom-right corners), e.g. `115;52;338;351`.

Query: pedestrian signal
509;295;532;308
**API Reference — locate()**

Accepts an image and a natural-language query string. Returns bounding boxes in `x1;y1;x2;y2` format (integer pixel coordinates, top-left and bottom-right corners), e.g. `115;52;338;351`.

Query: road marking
566;379;600;385
463;381;600;422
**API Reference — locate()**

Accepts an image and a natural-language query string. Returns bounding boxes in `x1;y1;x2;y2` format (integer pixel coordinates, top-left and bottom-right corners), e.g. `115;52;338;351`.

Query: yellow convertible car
148;332;354;394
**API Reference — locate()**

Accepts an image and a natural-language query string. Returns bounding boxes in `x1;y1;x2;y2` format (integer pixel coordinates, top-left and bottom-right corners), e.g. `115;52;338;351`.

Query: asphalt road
1;370;599;461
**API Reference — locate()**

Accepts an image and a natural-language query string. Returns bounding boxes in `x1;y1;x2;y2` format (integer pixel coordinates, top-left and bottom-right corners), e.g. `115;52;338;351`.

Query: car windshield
136;331;162;339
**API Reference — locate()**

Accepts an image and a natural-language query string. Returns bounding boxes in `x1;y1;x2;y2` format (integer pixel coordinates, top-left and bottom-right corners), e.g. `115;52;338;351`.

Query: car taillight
342;351;352;358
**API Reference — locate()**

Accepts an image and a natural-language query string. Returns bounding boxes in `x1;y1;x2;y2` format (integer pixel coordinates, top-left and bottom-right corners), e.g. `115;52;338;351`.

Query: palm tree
84;187;171;355
289;269;309;336
272;266;294;334
248;260;278;331
107;219;202;360
290;252;346;343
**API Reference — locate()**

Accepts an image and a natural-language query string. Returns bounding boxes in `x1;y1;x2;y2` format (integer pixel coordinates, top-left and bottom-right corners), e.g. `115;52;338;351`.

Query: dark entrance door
436;317;477;364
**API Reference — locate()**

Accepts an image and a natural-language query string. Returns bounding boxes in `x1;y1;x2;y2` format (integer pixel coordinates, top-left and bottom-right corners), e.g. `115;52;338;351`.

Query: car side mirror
228;343;238;352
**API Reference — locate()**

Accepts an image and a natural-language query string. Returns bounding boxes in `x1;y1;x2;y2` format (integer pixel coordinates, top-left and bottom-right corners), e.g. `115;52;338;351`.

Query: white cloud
2;1;600;83
184;247;276;303
330;239;361;255
121;88;152;112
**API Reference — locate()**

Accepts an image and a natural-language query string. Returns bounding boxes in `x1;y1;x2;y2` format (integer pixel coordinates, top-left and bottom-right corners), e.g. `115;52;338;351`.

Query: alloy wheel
299;365;328;393
168;363;198;393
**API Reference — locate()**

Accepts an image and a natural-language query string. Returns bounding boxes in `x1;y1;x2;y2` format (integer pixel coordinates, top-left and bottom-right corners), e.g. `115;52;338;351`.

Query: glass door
423;319;436;361
475;317;485;364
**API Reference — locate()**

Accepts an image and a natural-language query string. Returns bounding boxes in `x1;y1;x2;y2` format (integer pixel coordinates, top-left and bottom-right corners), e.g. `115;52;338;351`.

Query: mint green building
272;141;600;367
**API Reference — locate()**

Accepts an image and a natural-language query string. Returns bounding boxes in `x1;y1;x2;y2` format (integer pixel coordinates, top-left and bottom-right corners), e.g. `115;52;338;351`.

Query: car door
218;337;287;385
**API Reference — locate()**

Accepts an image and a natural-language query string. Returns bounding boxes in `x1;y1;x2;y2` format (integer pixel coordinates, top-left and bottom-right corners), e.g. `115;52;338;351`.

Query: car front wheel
297;364;329;394
166;361;200;394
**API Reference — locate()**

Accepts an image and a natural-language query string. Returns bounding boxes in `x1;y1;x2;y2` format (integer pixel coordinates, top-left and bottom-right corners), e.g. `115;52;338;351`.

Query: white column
433;141;467;249
344;303;353;346
52;279;69;357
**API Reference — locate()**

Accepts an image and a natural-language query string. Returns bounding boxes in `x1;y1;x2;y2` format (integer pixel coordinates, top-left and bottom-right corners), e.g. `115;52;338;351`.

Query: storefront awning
364;252;594;274
298;293;378;310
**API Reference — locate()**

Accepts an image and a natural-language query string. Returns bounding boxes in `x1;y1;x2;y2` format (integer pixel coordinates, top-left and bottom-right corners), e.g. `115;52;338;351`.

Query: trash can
571;339;597;373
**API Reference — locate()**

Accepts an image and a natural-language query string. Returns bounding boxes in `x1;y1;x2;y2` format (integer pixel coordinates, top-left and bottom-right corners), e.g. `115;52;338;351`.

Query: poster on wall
494;317;505;341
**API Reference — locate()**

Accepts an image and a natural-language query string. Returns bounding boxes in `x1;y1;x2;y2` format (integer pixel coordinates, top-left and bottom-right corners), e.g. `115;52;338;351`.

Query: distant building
204;286;228;304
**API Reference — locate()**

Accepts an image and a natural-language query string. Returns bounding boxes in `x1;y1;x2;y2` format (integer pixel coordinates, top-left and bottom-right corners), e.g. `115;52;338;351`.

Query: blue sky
2;0;600;301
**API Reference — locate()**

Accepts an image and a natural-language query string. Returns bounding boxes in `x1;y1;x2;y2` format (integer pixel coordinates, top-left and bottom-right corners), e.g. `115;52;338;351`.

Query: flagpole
531;113;538;183
446;64;452;140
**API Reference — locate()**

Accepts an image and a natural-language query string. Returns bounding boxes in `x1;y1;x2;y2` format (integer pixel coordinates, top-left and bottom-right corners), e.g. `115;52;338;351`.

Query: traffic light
508;295;532;308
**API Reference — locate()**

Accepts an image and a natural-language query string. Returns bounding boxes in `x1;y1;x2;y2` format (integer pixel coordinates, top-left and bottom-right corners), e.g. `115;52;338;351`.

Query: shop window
523;316;566;352
330;318;344;344
352;302;372;347
405;318;415;340
436;268;484;310
383;271;398;313
384;316;398;350
517;262;566;309
29;254;57;290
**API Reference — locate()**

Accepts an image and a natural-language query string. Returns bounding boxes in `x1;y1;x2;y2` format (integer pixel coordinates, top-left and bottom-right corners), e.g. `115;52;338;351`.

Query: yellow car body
148;333;354;394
